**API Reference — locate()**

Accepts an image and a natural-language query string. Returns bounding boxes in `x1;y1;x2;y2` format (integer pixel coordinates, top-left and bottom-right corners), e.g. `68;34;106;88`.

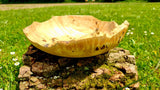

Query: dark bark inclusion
96;44;109;51
101;45;105;50
42;39;46;42
95;47;99;51
105;45;108;48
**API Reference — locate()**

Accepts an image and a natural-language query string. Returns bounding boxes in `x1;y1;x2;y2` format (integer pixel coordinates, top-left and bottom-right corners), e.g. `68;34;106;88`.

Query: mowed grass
0;3;160;89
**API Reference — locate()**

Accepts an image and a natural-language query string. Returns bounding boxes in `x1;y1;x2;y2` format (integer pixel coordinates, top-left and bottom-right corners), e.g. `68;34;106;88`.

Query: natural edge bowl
23;15;129;58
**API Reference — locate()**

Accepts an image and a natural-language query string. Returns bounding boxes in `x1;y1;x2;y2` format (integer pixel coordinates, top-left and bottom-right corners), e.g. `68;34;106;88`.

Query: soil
0;3;105;11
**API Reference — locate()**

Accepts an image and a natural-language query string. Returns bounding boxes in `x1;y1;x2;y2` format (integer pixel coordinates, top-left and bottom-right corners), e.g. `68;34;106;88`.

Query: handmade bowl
23;15;129;57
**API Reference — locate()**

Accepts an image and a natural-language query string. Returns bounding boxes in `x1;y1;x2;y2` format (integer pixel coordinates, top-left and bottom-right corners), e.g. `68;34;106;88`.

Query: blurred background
0;0;159;4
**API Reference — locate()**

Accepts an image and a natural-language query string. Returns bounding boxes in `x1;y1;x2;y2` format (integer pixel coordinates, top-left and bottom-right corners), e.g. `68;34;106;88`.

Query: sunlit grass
0;3;160;89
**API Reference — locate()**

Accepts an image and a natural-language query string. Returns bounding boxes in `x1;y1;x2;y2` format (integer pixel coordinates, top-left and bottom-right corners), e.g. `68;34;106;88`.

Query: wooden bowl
23;15;129;57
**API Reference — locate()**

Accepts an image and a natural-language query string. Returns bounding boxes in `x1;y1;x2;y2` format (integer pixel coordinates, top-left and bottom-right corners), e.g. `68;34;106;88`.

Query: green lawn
0;3;160;89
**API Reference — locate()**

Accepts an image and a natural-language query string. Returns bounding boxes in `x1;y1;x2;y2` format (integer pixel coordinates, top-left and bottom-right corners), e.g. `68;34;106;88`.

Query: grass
0;2;160;89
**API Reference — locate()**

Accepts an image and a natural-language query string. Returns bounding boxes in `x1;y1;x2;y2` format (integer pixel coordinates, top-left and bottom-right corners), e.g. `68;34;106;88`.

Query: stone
22;55;33;66
31;62;43;75
29;76;41;86
18;65;32;80
36;84;47;89
130;82;140;89
19;81;29;90
108;52;126;63
18;45;139;90
91;68;104;78
91;68;111;78
109;72;125;82
31;61;59;77
126;55;136;65
58;58;72;67
102;68;111;75
107;48;131;64
51;78;63;87
114;63;138;78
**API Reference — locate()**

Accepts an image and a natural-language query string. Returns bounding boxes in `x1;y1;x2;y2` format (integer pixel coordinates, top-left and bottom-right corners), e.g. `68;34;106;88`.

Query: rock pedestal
18;45;139;90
